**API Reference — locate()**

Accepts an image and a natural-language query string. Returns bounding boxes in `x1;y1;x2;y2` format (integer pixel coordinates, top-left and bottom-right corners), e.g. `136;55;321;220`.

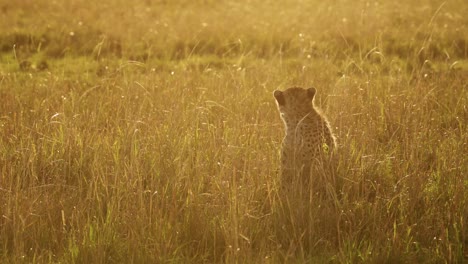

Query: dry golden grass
0;0;467;263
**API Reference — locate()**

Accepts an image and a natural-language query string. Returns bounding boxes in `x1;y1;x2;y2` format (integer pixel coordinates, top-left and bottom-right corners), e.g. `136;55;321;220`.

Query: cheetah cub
274;87;336;183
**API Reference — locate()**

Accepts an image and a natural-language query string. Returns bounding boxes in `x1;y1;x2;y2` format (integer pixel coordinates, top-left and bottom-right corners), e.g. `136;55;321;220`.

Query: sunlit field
1;0;467;263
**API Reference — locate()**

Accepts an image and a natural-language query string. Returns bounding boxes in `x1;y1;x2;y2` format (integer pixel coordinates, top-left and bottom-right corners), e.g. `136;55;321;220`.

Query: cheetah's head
273;87;316;119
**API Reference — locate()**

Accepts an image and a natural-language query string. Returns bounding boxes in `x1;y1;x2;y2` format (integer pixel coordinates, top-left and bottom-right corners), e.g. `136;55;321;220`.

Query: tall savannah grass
0;0;467;263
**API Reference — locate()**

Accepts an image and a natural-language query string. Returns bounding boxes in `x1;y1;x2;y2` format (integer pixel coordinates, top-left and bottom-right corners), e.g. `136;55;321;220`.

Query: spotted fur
274;87;336;183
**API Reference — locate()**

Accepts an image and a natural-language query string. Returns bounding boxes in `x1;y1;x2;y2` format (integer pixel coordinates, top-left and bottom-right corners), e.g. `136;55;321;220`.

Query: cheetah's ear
273;90;285;106
307;87;316;100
